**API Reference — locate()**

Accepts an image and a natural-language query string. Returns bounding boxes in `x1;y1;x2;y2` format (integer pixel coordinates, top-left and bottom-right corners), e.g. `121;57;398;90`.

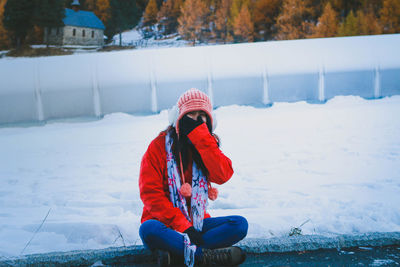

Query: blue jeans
139;215;248;259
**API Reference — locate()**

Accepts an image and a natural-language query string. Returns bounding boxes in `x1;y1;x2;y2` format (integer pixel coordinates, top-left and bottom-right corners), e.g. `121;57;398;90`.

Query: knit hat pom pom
208;187;218;201
180;183;192;197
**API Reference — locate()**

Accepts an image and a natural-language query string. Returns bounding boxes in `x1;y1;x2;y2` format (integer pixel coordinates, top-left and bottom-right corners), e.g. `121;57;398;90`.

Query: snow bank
1;34;399;125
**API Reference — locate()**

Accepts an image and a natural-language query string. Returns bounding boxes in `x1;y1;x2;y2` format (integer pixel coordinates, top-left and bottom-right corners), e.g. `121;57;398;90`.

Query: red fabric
139;123;234;233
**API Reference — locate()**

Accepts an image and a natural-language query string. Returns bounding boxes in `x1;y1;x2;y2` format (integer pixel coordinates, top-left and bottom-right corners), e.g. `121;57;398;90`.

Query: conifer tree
275;0;313;40
309;2;338;38
379;0;400;33
356;9;382;35
3;0;35;48
85;0;96;10
157;0;182;36
94;0;111;23
228;0;243;31
337;10;358;36
0;0;10;49
34;0;65;46
105;0;140;43
233;4;254;42
178;0;209;45
253;0;281;40
329;0;362;18
143;0;159;26
214;0;233;42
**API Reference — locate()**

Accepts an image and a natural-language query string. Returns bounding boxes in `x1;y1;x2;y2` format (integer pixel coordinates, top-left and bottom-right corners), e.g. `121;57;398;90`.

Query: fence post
92;61;102;117
34;62;44;121
150;67;158;113
262;65;271;105
374;66;381;99
318;65;325;102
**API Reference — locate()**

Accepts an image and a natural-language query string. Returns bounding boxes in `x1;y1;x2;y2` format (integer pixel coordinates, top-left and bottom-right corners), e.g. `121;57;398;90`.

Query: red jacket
139;123;234;233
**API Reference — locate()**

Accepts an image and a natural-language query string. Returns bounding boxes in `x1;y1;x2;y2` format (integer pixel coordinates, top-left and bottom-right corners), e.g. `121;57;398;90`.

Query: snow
0;95;399;257
110;28;191;48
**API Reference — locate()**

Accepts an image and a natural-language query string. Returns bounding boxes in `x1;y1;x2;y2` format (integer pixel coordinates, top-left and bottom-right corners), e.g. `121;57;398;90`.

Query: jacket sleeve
139;137;192;233
187;123;234;185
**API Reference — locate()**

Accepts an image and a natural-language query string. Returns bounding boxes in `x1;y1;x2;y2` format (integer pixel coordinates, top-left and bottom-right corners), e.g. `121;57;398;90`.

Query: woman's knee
139;219;165;242
229;215;248;239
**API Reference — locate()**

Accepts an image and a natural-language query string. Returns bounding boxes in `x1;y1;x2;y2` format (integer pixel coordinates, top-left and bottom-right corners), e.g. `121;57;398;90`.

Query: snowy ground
0;95;400;258
110;28;191;49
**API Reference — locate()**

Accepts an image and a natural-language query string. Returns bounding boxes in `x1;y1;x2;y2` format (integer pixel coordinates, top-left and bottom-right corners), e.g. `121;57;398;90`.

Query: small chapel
44;0;105;47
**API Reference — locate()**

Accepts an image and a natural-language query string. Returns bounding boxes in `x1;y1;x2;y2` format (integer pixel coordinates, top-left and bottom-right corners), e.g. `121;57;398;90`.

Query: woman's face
186;110;207;123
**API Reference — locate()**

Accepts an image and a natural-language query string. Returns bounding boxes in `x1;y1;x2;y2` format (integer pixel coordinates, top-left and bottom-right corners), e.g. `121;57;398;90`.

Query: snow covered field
0;95;400;258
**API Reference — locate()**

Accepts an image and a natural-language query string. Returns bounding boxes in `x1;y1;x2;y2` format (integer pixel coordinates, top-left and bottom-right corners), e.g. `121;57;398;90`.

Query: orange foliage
309;2;338;38
233;4;254;42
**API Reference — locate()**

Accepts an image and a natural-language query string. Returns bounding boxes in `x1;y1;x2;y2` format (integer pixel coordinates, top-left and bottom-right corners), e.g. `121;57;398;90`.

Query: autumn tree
157;0;182;36
228;0;249;31
309;2;338;38
329;0;363;18
357;9;382;35
94;0;111;23
143;0;158;26
233;4;254;42
0;0;10;49
178;0;209;45
337;10;358;36
253;0;281;40
379;0;400;33
214;0;233;42
275;0;313;40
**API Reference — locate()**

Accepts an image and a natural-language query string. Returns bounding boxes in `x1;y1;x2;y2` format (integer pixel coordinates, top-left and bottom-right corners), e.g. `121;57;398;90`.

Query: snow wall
0;34;399;125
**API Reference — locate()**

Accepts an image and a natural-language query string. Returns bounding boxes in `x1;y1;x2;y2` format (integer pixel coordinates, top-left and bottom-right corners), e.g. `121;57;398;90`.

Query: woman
139;88;248;266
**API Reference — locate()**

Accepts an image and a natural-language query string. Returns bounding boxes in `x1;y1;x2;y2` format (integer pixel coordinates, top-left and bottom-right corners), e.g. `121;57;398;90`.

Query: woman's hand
184;226;204;246
179;115;204;136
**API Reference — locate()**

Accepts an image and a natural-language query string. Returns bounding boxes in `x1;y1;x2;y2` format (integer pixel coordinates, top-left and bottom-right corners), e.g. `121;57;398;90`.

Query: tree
233;4;254;42
143;0;158;26
337;8;382;37
309;2;338;38
380;0;400;33
337;10;358;36
105;0;140;43
157;0;182;36
85;0;96;10
33;0;65;46
214;0;233;42
0;0;10;49
253;0;281;40
178;0;209;45
94;0;111;23
275;0;313;40
356;9;382;35
3;0;35;48
329;0;362;18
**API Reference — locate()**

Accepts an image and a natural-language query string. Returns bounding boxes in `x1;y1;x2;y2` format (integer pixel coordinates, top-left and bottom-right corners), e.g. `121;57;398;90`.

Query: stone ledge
1;232;399;266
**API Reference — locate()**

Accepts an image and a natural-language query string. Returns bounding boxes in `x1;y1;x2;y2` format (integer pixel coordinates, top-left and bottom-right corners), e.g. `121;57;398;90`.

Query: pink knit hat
175;88;213;134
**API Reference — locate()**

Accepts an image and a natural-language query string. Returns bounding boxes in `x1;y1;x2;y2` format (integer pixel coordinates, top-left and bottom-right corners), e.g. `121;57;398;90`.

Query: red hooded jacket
139;123;234;233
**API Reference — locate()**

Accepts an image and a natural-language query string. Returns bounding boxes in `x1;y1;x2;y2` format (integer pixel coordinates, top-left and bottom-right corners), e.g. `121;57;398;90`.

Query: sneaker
200;246;246;266
157;250;171;267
